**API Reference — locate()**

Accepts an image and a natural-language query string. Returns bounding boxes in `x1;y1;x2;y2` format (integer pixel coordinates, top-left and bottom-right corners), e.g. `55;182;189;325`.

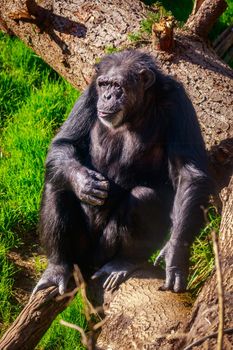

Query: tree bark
0;1;233;349
0;287;74;350
184;177;233;350
186;0;227;38
0;0;148;90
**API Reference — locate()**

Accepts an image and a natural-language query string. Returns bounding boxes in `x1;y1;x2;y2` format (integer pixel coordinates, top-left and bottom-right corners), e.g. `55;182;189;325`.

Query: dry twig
183;328;233;350
212;230;224;350
60;265;104;350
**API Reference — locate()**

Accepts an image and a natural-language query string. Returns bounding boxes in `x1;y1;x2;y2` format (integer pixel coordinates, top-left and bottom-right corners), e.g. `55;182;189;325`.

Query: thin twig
212;230;224;350
183;328;233;350
59;265;104;350
93;318;107;331
73;264;100;320
56;286;80;301
60;319;88;348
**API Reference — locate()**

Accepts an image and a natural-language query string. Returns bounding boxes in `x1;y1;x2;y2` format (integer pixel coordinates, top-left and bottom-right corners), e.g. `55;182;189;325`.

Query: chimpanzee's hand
72;167;109;206
32;263;71;295
154;239;190;293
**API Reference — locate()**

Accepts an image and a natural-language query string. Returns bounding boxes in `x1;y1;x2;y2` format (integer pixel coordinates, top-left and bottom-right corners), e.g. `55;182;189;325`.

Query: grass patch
128;4;174;44
144;0;193;24
0;32;88;349
188;207;221;296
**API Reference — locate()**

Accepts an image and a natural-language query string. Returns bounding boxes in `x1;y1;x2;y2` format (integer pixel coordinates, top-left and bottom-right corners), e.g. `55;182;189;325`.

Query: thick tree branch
186;0;227;38
0;287;75;350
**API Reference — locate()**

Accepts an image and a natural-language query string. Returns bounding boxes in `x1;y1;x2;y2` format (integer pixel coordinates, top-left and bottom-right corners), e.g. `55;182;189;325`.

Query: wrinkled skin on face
96;66;155;128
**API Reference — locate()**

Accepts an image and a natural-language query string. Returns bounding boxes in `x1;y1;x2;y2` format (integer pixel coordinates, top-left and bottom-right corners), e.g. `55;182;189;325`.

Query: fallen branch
0;286;75;350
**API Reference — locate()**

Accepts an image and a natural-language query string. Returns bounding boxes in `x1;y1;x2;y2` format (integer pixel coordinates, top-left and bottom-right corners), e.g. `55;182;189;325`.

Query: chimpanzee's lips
98;110;120;119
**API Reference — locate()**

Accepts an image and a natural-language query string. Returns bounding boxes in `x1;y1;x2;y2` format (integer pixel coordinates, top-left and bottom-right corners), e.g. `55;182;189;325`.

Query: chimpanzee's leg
92;186;172;290
33;183;90;295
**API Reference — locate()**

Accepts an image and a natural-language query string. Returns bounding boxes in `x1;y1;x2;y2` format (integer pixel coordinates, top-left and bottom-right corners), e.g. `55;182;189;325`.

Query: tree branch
0;287;75;350
186;0;227;38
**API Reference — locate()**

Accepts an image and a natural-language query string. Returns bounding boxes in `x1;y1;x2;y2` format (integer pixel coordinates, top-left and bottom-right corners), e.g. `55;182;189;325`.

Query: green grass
0;32;88;349
144;0;192;24
188;207;221;296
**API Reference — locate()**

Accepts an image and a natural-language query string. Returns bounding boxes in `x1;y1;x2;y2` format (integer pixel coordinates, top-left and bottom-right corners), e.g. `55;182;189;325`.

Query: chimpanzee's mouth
98;109;124;128
98;110;120;119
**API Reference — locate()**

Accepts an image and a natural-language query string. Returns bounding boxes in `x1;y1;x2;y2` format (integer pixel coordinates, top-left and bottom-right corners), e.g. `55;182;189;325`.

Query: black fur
34;50;210;294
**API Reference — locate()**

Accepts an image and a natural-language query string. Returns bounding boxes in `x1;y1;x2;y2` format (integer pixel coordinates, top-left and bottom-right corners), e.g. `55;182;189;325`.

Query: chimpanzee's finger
90;188;108;199
81;194;105;206
95;180;109;191
90;171;107;182
109;272;128;290
91;270;105;280
32;280;55;295
103;273;114;290
58;279;68;295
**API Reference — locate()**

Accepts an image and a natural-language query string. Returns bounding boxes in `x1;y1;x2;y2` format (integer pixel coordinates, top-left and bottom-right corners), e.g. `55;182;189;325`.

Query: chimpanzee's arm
45;85;109;206
155;82;211;292
45;86;95;185
33;87;108;295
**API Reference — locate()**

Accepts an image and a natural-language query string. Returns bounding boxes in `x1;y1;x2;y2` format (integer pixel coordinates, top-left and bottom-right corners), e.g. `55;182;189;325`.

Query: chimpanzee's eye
113;82;121;88
98;80;108;87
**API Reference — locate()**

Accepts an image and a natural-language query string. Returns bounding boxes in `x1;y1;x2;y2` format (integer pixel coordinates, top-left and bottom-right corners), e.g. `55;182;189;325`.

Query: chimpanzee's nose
104;92;112;100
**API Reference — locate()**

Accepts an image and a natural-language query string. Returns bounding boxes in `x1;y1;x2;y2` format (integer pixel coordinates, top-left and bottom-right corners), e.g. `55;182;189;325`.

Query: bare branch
60;320;89;348
183;328;233;350
59;265;104;350
0;286;76;350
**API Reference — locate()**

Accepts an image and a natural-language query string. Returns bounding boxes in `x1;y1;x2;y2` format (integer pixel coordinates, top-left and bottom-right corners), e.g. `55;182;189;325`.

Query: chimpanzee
33;50;210;295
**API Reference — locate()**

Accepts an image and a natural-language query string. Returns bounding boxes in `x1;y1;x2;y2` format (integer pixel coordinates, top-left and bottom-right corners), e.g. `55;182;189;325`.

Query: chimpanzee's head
95;50;156;128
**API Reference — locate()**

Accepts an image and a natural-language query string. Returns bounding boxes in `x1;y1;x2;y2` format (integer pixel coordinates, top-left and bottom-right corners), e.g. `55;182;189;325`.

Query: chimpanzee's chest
89;123;166;189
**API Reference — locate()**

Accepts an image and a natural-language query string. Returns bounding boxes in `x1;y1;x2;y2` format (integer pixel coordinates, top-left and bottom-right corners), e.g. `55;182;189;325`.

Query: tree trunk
0;0;148;90
0;1;233;349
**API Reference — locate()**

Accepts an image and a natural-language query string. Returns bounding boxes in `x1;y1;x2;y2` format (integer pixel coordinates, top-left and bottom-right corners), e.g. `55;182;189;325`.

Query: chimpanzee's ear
139;69;156;89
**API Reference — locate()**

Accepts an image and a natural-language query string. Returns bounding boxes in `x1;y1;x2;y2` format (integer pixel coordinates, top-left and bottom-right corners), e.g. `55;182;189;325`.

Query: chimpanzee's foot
91;259;140;291
32;263;71;295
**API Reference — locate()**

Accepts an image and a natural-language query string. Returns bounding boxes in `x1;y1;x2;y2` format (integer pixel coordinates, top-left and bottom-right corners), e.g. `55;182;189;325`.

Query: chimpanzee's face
96;63;155;129
96;68;129;128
